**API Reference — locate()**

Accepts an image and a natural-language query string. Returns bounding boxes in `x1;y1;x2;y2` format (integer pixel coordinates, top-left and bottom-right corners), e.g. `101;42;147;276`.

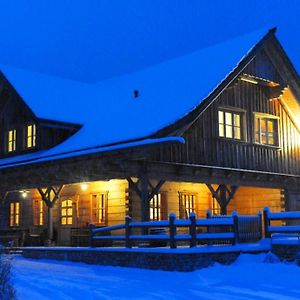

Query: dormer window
7;129;17;152
25;124;36;149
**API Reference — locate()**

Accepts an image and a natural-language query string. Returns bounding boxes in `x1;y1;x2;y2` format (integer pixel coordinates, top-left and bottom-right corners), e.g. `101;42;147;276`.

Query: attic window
254;114;279;146
25;124;36;149
7;129;17;152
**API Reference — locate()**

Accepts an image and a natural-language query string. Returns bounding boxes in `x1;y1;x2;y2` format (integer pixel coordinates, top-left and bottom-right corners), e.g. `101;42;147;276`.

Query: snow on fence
90;211;241;248
263;207;300;237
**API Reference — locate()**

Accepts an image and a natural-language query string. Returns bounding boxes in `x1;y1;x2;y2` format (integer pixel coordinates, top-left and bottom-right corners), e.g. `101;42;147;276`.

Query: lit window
10;202;20;226
26;124;36;148
91;194;107;225
150;193;166;221
33;199;44;226
255;115;278;146
61;199;73;225
7;129;17;152
218;110;243;140
179;193;196;219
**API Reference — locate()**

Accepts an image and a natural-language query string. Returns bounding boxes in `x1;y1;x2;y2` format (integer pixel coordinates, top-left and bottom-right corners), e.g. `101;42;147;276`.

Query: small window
218;110;244;140
91;194;107;225
25;124;36;149
33;199;44;226
255;115;279;146
7;129;17;152
179;193;196;219
10;202;20;226
149;193;166;221
61;199;73;225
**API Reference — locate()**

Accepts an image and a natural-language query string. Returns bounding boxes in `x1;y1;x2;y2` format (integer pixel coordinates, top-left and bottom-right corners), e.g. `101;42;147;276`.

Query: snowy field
12;254;300;300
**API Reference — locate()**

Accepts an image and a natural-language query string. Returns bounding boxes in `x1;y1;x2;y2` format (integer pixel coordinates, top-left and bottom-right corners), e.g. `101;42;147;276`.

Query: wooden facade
0;29;299;246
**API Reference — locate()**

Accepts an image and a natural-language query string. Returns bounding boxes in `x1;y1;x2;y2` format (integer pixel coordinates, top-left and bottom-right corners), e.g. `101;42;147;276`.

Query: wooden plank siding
151;49;300;176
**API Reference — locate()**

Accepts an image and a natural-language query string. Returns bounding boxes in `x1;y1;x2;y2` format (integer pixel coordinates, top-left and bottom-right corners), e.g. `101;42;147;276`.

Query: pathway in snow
11;254;300;300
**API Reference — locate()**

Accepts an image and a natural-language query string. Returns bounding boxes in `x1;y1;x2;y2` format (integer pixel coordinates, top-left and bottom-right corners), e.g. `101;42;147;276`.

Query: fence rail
90;210;264;248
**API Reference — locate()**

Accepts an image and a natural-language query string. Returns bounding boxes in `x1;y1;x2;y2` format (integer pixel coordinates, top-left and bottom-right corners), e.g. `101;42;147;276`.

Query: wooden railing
90;211;240;248
263;207;300;237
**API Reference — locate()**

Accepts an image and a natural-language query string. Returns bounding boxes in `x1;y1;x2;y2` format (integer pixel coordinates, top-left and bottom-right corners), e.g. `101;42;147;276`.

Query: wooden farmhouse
0;28;299;246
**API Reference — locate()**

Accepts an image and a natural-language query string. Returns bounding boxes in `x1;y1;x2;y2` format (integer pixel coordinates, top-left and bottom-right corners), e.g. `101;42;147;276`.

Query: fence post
206;209;212;246
169;213;177;249
125;215;132;248
189;212;197;248
89;223;96;248
263;206;270;238
257;211;263;239
232;211;238;245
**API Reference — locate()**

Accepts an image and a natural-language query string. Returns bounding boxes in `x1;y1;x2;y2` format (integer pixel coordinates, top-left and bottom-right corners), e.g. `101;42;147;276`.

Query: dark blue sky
0;0;299;82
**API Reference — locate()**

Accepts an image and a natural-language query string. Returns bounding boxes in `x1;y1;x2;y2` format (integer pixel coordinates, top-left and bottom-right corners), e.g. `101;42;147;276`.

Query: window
33;199;44;226
150;193;166;221
61;199;73;225
218;110;244;140
91;194;107;225
10;202;20;226
179;193;196;219
7;129;17;152
25;124;36;149
254;115;279;146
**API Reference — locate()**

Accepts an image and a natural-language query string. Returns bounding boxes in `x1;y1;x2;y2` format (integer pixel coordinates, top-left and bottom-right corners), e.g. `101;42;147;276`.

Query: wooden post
125;215;132;248
189;212;197;248
257;211;263;239
47;205;54;241
89;223;96;247
232;211;238;245
169;213;176;249
140;175;149;235
206;209;211;245
220;184;227;215
263;206;270;238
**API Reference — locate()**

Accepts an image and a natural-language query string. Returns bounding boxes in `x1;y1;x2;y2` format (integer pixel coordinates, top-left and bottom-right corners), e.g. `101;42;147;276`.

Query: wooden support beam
38;185;64;242
206;184;239;215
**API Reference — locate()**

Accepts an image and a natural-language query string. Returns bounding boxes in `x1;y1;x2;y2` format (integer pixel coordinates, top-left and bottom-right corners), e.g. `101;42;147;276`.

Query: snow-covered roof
0;28;269;167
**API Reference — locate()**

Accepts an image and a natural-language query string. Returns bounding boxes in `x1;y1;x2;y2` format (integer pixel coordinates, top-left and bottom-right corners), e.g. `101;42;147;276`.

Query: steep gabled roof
0;28;289;168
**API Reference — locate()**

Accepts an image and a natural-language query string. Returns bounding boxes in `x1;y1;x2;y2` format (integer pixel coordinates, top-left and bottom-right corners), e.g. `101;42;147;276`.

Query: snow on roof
0;28;269;167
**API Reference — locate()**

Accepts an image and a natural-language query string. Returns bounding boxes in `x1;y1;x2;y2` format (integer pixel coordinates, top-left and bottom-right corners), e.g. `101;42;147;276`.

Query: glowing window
179;193;196;219
26;124;36;148
33;199;44;226
150;193;165;221
91;194;107;225
10;202;20;226
7;129;17;152
218;110;243;140
255;116;278;146
61;199;73;225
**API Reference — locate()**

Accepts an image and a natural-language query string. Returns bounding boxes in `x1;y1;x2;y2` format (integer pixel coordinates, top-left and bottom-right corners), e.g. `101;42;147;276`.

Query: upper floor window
10;202;20;227
254;114;279;146
25;124;36;149
218;109;244;140
91;193;107;225
7;129;17;153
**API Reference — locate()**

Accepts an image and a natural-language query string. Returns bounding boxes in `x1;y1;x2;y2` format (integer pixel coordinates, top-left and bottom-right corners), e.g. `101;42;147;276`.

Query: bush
0;254;16;300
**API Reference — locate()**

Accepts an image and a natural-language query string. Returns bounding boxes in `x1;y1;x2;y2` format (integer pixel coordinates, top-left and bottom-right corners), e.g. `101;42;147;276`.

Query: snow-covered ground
12;254;300;300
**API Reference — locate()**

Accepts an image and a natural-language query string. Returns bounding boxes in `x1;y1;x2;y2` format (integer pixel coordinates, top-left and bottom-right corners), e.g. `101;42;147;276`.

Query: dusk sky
0;0;299;82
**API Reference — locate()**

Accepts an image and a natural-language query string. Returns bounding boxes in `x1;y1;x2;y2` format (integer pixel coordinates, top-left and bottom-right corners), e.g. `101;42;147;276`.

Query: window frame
33;198;44;226
218;108;246;142
149;193;167;221
61;199;73;226
90;193;108;225
253;113;280;147
24;123;37;150
6;128;17;153
10;202;20;227
178;192;197;219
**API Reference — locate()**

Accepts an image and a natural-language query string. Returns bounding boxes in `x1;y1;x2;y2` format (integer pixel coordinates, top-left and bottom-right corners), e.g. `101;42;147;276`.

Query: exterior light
80;183;88;191
20;191;28;198
240;76;258;85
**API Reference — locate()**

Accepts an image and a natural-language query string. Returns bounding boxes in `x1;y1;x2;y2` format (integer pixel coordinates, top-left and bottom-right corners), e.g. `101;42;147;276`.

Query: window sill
218;137;248;144
253;143;281;150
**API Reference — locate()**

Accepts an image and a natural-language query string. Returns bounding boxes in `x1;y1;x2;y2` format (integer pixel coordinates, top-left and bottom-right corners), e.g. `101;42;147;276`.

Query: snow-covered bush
0;254;16;300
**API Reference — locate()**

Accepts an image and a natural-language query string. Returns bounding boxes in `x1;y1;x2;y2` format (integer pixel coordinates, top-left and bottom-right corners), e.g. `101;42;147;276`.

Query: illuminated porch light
20;190;28;198
80;183;89;191
240;76;258;85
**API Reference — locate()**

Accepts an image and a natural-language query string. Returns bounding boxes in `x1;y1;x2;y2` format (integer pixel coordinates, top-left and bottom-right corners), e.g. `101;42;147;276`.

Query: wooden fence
90;210;264;248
